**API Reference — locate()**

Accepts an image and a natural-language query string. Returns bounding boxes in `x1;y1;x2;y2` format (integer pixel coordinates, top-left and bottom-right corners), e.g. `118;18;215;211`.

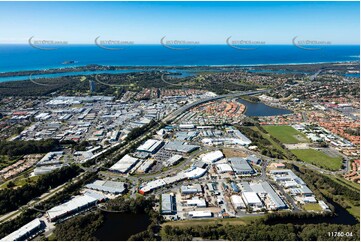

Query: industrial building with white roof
229;157;255;175
47;191;107;222
109;154;139;173
201;150;224;163
85;180;126;194
1;219;44;241
136;139;164;154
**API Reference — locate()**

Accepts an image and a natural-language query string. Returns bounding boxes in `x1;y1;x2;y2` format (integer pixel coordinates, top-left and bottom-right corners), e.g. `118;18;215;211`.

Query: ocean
0;45;359;73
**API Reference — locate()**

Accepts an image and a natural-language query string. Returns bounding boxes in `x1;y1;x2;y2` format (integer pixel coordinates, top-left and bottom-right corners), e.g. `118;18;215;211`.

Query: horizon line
0;43;360;46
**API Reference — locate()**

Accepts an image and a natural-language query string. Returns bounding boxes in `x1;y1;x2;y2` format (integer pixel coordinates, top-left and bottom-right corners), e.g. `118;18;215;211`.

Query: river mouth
236;98;293;117
94;212;151;241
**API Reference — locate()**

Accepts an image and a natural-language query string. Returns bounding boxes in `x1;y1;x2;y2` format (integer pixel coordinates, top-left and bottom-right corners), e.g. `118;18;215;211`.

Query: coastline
0;60;359;77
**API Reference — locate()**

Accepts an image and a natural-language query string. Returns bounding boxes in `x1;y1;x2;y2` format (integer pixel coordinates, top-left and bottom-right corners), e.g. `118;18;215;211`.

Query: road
309;69;322;81
0;172;87;224
0;89;265;225
163;90;268;123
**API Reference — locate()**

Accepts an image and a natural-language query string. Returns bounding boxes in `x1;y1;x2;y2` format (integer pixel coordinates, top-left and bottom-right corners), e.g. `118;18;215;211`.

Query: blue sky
0;1;359;44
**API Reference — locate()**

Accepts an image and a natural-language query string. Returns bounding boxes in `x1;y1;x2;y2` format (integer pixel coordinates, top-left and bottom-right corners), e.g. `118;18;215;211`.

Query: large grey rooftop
229;157;254;173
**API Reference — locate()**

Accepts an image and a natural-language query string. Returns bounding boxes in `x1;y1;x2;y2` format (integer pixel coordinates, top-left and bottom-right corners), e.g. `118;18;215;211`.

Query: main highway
0;88;267;225
163;89;268;123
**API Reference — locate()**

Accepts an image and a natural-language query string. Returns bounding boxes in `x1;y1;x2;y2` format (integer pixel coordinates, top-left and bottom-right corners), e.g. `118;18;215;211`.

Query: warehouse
184;167;208;179
136;139;164;154
246;155;262;165
186;198;207;207
164;141;200;153
175;131;198;141
201;138;251;146
139;179;167;194
85;180;126;194
139;173;188;194
36;151;64;166
34;164;65;175
230;195;246;209
47;191;107;222
164;155;183;167
161;194;176;214
241;192;263;209
136;159;155;173
229;157;255;175
163;173;188;184
202;150;224;163
207;183;216;192
290;186;313;196
110;130;120;142
109;154;139;173
270;169;315;200
238;182;252;192
1;219;44;241
181;184;203;194
225;127;252;145
193;160;207;169
179;124;195;129
259;182;287;210
216;163;234;173
188;211;213;218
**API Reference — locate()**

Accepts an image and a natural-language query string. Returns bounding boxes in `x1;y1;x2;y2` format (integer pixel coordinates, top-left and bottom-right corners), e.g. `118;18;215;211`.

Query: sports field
263;125;309;144
291;149;343;171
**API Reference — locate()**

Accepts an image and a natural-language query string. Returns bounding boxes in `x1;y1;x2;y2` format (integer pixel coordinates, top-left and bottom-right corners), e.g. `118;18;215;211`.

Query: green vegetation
33;172;97;212
104;195;156;214
126;120;161;142
303;203;323;211
237;125;295;160
325;174;360;192
0;155;19;170
52;196;162;241
263;125;309;144
0;172;97;239
53;212;104;241
161;216;359;241
0;171;40;189
291;149;343;171
0;165;81;215
287;164;360;220
163;216;263;227
239;95;260;103
0;70;258;97
0;209;40;239
0;139;59;157
344;128;360;136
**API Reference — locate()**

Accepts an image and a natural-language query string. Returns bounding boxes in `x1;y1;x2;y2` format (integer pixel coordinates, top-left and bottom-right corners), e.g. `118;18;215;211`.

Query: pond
236;98;293;117
94;212;151;241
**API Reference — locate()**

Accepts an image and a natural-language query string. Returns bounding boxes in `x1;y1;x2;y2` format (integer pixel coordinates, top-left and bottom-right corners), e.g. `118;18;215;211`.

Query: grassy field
291;149;343;171
302;203;323;211
251;126;295;159
263;125;309;144
0;168;38;189
0;155;18;170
